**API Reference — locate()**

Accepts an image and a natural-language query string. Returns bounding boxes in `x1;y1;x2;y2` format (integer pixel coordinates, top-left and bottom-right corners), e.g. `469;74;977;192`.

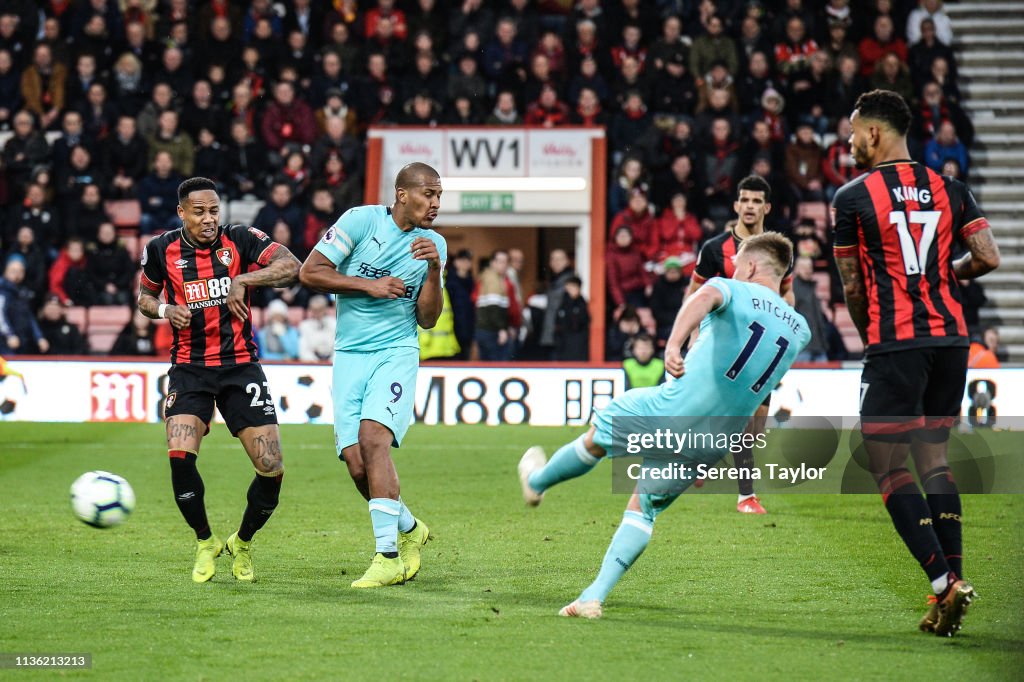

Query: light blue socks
579;511;653;603
369;498;402;554
397;497;415;533
527;435;600;494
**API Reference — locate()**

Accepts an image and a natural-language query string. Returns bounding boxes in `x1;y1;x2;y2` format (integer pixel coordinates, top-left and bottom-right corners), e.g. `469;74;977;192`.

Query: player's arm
227;246;301;321
664;283;725;378
953;227;1001;280
299;250;406;298
834;253;869;346
137;243;191;329
411;236;443;329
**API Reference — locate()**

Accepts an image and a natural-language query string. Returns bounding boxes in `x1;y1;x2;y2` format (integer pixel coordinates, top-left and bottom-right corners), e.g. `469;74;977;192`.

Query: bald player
300;163;447;588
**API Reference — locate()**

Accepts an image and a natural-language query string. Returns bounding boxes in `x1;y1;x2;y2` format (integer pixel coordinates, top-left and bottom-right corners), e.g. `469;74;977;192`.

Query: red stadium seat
119;233;140;261
65;306;87;333
832;304;865;355
797;202;830;241
88;306;133;354
105;200;142;229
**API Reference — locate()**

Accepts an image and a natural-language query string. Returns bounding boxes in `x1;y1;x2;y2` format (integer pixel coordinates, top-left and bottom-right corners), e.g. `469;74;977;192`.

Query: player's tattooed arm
835;255;869;345
412;237;443;328
954;227;1001;280
138;287;192;329
228;247;301;320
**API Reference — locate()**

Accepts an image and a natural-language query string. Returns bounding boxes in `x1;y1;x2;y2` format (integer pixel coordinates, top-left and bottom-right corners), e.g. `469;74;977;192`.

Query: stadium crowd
0;0;987;363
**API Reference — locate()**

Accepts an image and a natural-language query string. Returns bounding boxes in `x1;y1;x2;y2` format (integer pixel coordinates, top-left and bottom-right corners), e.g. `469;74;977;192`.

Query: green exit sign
460;193;515;212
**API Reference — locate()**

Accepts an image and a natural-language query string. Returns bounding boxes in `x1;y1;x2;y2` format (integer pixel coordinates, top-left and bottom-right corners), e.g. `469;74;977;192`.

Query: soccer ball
70;471;136;528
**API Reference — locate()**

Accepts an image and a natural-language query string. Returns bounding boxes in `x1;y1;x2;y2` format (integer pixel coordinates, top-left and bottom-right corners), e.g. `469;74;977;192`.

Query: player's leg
860;352;955;618
560;488;678;618
518;425;606;505
735;402;769;514
220;365;285;582
913;347;974;636
164;366;220;583
351;348;422;587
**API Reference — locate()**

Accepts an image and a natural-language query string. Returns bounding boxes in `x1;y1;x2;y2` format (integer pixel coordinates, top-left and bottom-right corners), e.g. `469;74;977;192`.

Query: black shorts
859;346;968;443
164;363;278;437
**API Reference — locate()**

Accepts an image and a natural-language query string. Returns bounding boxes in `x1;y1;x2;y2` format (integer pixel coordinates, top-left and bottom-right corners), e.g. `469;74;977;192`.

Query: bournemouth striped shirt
140;224;279;366
692;228;794;289
832;160;989;354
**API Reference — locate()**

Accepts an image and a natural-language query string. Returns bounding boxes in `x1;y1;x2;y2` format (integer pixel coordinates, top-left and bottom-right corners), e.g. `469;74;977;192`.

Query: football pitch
1;423;1022;681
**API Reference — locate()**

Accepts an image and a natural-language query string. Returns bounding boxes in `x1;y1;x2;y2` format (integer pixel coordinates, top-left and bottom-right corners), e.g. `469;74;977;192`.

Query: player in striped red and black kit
833;90;1000;637
687;175;795;514
139;177;301;583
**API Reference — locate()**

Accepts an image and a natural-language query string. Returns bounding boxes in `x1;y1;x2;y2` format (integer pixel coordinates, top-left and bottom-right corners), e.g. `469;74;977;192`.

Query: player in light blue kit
299;162;447;588
518;232;810;618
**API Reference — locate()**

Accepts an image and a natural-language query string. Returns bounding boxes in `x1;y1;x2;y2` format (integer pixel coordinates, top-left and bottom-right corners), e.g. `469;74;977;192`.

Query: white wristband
158;303;169;319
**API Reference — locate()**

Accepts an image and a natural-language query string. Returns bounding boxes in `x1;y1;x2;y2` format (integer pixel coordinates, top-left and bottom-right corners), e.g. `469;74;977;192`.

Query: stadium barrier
0;359;1015;428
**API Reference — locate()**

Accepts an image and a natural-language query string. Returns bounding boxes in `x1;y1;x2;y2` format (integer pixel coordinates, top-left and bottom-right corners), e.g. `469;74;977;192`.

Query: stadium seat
105;200;142;229
832;304;864;355
139;234;157;256
87;306;132;354
0;131;13;151
44;131;62;145
119;233;140;261
227;199;264;227
65;306;88;333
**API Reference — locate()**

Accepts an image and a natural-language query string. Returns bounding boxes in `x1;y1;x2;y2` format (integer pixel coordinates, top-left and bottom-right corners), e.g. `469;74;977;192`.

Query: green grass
1;423;1022;681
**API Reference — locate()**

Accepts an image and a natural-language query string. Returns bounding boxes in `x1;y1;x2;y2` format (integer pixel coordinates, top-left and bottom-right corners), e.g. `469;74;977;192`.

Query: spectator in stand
523;52;557;106
474;250;519;361
51;110;89;178
147;109;193;176
316;88;359;137
566;54;610;109
56;146;104;221
608;156;648;217
610;22;647;73
649;14;686;73
774;15;818;88
606;226;652;317
570;86;608;126
0;257;47;355
87;222;133;306
924;120;969;174
21;43;65;130
553;275;590;361
823;17;857;67
356;51;399;126
826;53;866;127
110;51;149;119
700;117;742;230
257;299;301;361
822;117;863;200
610;188;657;262
908;18;957;90
740;119;785;182
870;52;914;105
277;149;311;204
111;308;159;356
37;294;89;355
524;83;571;127
444;95;481;125
66;183;110;244
650;50;697;117
7;183;59;251
941;158;963;181
968;332;1001;369
785;121;826;204
320;150;362;216
225;119;269;200
916;80;973;146
180;79;223;141
749;87;787;144
448;51;488;106
609;90;652;164
605;305;641;362
623;333;663;389
983;326;1009;364
193;127;228;193
154;45;193;102
254;181;305;248
690;14;738;79
858;14;906;77
401;91;443;126
446;249;475;361
0;49;23;130
449;0;495;45
737;50;776;116
3;111;50;200
486;90;522;125
79;82;116;141
137;150;183;235
649;256;687;343
654;193;703;268
928;54;961;104
907;0;953;46
103;115;148;198
261;80;317;164
136;82;176;141
538;249;575;359
610;54;649;108
297;294;336;362
792;256;829;362
786;50;830;135
309;51;352;111
4;227;47;306
483;16;528;87
303;188;336;253
696;83;742;140
48;237;91;306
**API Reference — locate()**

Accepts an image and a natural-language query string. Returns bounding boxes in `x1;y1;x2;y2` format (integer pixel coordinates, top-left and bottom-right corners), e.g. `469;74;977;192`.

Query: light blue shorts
333;346;419;456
